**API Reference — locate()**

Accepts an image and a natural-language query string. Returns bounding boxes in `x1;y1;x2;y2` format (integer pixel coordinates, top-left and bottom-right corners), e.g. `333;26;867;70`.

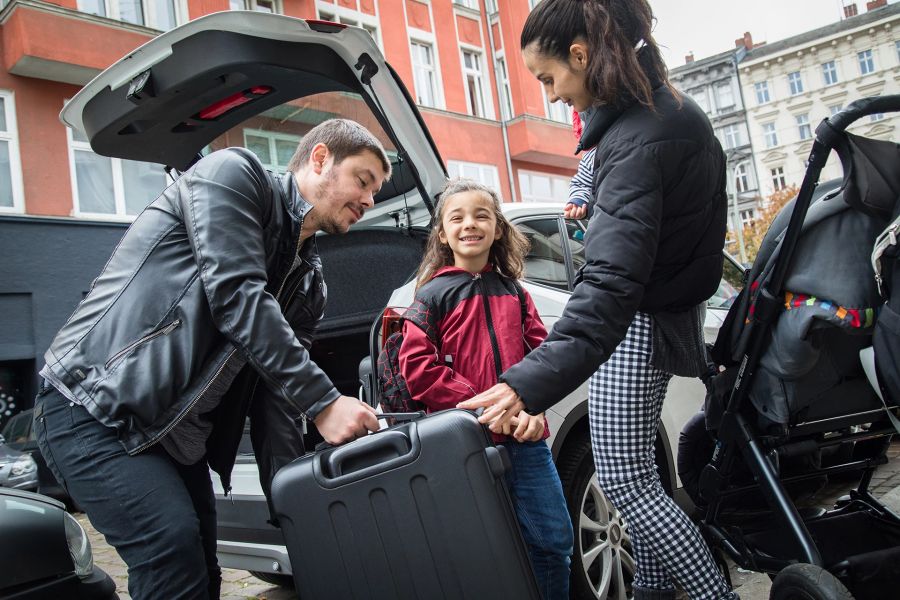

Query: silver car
0;434;38;492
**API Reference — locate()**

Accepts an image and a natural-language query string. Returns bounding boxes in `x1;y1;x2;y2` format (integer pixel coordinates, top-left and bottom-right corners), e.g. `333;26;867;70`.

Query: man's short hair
287;118;392;179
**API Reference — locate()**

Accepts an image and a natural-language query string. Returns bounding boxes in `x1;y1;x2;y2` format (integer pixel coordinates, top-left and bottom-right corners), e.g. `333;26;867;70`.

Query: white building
739;0;899;197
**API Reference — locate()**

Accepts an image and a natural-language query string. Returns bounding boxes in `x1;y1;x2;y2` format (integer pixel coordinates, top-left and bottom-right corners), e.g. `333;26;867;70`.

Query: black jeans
34;385;221;600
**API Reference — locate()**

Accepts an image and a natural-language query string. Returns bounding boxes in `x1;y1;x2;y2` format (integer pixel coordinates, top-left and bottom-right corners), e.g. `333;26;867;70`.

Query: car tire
557;431;635;600
769;564;853;600
249;571;295;588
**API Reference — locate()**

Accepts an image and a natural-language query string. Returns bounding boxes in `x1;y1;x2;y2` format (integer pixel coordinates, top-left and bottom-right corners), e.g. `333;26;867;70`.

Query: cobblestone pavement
80;441;900;600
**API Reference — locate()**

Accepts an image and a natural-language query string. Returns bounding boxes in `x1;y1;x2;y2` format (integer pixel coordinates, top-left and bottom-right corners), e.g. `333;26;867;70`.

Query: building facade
739;0;900;198
0;0;583;425
670;42;760;262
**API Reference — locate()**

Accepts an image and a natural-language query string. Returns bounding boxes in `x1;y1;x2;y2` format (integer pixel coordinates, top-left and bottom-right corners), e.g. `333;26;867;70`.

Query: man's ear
569;41;589;71
309;143;330;175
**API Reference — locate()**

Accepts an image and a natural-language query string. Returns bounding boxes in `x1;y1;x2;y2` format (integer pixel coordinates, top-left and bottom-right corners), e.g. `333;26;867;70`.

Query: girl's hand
512;412;545;442
563;202;588;220
457;383;525;433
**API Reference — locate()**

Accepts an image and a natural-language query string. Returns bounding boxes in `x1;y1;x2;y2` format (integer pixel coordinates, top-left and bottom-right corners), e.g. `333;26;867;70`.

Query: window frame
771;166;786;191
787;71;804;96
517;169;571;204
512;214;583;292
715;81;735;112
447;160;500;192
754;81;771;105
461;47;492;119
316;1;381;50
821;60;838;86
858;49;875;75
734;162;750;194
242;128;302;174
410;40;439;108
79;0;187;30
67;126;166;222
721;123;743;150
0;90;25;215
763;122;778;148
496;54;514;121
796;113;812;141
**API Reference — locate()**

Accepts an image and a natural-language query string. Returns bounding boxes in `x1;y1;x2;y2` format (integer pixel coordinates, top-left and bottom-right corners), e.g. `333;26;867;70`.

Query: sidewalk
81;441;900;600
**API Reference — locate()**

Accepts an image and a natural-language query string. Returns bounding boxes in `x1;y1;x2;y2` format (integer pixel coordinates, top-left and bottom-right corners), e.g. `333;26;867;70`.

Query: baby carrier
684;95;900;599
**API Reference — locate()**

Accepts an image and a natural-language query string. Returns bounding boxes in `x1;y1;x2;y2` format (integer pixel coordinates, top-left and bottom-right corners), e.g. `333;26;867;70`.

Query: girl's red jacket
398;265;550;442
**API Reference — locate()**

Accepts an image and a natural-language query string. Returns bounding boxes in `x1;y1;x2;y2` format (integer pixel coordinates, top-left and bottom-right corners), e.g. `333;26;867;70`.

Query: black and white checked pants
588;312;738;599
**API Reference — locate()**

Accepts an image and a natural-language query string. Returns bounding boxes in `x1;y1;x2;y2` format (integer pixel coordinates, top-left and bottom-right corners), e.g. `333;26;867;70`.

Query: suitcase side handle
317;429;420;485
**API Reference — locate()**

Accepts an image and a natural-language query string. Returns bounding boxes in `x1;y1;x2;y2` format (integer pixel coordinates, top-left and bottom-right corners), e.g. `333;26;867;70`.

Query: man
34;119;388;599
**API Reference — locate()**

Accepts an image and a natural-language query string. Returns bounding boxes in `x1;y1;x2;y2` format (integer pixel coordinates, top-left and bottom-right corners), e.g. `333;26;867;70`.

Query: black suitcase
270;409;541;600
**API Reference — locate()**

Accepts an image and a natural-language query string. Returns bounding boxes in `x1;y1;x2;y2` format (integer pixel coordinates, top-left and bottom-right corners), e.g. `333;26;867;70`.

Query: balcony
1;0;155;86
506;115;580;169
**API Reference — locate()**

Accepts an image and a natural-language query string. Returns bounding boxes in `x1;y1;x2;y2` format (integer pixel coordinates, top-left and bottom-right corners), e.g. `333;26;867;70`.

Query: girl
398;178;573;600
460;1;736;599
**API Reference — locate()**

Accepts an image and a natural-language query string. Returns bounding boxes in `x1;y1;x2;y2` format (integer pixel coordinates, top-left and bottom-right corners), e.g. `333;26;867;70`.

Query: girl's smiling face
523;41;593;113
438;190;501;272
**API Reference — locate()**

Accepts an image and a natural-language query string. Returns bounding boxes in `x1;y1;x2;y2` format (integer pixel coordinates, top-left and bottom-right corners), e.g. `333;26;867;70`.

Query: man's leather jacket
42;148;340;490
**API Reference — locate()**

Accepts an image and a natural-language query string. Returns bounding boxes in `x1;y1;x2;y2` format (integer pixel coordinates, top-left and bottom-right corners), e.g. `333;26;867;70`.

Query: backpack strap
872;214;900;298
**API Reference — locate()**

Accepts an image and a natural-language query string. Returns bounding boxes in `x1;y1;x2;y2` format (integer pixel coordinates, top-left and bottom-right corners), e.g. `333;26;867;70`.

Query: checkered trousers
588;312;738;599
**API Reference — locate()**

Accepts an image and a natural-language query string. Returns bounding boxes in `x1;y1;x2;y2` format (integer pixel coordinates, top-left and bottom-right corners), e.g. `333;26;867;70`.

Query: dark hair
416;179;529;288
287;118;392;178
521;0;673;110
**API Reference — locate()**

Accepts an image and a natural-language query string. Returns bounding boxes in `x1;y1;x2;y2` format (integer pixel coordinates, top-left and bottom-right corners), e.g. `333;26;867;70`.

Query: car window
564;220;587;273
708;256;745;310
1;411;32;445
516;217;569;292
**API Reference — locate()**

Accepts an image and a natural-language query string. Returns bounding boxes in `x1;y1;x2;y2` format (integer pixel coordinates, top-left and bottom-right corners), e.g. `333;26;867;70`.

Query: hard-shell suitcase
270;409;541;600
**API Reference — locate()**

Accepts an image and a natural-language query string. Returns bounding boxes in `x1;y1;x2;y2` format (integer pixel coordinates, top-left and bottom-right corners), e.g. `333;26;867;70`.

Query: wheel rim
578;473;635;600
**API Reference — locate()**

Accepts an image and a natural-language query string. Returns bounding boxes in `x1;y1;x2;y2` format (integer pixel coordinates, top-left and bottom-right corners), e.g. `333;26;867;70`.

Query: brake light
306;19;347;33
381;307;405;347
196;86;273;121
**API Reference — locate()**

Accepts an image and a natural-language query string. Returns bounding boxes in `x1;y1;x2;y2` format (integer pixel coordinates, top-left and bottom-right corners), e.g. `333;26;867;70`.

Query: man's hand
313;396;379;445
512;412;545;442
457;383;526;434
563;202;588;220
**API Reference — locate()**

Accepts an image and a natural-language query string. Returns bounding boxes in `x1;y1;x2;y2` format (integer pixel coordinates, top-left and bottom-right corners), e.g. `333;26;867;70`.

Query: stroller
682;95;900;599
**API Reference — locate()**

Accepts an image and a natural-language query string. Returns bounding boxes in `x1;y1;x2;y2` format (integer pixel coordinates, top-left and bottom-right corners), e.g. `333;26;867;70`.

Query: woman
459;1;735;598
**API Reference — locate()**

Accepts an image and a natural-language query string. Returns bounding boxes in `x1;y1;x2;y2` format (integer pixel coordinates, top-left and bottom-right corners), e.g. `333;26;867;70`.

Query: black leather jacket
42;148;339;488
502;85;727;413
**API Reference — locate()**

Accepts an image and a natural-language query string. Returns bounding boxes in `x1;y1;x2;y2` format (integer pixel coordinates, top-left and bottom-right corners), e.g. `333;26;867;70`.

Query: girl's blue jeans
500;440;574;600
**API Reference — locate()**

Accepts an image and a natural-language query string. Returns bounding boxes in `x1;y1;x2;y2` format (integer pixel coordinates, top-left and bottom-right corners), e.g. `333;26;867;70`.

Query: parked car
0;434;38;492
58;11;745;599
1;409;71;505
0;487;117;599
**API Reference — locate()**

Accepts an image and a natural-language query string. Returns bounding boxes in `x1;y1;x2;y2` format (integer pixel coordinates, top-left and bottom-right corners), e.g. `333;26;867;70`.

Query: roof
741;2;900;63
670;48;738;78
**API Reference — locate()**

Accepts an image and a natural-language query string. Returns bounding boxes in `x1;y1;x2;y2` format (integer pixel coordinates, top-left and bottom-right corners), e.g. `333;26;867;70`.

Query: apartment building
739;0;900;197
0;0;582;422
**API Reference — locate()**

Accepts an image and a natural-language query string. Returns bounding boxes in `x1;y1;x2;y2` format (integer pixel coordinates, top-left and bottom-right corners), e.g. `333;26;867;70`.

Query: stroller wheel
769;564;853;600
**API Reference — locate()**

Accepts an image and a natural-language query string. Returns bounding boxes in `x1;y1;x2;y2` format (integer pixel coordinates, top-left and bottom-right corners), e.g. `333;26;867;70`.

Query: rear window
202;91;430;228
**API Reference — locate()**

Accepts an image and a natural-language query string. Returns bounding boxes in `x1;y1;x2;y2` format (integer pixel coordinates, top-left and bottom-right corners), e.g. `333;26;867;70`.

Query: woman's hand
563;202;588;220
457;383;526;433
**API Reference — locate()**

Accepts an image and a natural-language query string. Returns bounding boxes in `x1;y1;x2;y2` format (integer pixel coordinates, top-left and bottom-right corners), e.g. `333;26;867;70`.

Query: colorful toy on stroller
683;95;900;599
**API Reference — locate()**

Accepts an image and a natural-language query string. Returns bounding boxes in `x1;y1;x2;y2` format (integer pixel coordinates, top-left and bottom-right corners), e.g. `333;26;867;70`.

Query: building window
771;166;786;191
518;170;571;203
545;90;571;124
896;40;900;62
870;112;885;122
411;42;438;108
740;209;755;227
821;61;838;86
231;0;278;11
454;0;479;9
486;0;498;13
0;92;24;213
721;123;743;149
318;3;379;47
763;122;778;148
796;113;812;140
79;0;182;29
715;82;735;112
829;104;843;117
448;160;500;192
754;81;770;105
787;71;804;95
690;88;710;113
68;127;167;219
858;49;875;75
462;50;488;118
243;129;301;174
734;162;750;194
496;56;513;120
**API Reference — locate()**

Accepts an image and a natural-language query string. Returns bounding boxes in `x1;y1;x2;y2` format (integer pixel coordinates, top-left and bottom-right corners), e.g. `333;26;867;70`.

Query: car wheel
558;433;635;600
769;564;853;600
249;570;295;588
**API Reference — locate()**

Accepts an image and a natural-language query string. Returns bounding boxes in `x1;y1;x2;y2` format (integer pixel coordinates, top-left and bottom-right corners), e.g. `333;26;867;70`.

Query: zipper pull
472;273;481;280
164;319;181;334
301;415;308;435
889;225;897;247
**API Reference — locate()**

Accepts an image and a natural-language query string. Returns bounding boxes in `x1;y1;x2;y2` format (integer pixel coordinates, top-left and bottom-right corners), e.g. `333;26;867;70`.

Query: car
58;11;746;600
0;434;38;492
0;487;117;599
1;409;72;505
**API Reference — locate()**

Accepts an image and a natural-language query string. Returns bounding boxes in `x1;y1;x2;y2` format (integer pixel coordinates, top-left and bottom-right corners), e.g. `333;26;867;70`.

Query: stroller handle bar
820;94;900;136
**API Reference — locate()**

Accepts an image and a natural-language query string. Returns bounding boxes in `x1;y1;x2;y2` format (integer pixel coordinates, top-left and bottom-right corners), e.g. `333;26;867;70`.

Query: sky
648;0;899;68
